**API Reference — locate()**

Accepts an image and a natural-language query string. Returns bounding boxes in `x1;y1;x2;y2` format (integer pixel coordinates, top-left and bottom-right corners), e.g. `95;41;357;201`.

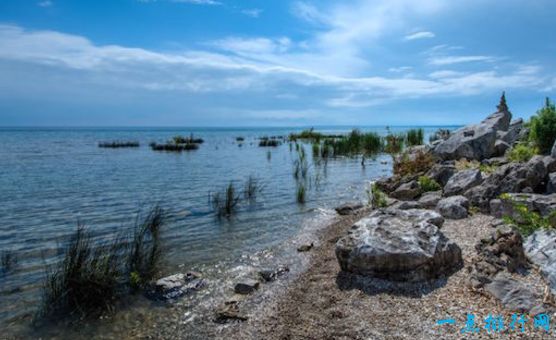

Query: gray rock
425;164;456;186
436;196;469;219
444;169;483;197
394;200;423;210
297;243;314;252
482;157;509;167
149;272;206;301
335;208;460;281
485;274;540;313
335;202;364;215
390;180;421;201
234;279;260;294
548;173;556;194
552;140;556;158
497;118;523;146
214;300;248;323
483;109;512;132
418;191;442;209
525;230;556;297
258;265;289;282
490;193;556;219
544;156;556;173
433;124;497;161
493;140;511;157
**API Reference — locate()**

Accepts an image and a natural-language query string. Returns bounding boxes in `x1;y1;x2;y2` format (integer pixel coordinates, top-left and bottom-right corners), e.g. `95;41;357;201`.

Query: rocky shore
140;97;556;339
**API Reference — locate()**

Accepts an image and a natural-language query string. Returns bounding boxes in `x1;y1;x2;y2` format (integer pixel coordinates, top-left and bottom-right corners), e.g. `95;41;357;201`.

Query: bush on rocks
393;151;434;177
529;97;556;154
507;143;538;163
418;176;441;192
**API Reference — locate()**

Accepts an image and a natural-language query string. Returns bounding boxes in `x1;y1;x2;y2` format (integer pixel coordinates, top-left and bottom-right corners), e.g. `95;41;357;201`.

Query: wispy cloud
37;0;53;7
138;0;222;5
241;8;263;18
404;31;435;41
429;55;497;65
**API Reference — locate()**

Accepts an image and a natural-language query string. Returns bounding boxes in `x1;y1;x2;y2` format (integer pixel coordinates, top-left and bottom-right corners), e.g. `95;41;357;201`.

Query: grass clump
210;182;241;217
500;194;556;236
405;128;424;147
38;207;165;321
384;133;405;154
418;176;441;192
259;139;281;147
296;184;306;204
507;143;538;163
529;97;556;154
367;182;387;208
393;151;434;177
98;141;140;148
322;130;382;156
244;176;262;200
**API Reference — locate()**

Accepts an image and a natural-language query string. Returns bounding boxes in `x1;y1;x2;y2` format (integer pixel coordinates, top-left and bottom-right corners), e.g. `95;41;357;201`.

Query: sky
0;0;555;127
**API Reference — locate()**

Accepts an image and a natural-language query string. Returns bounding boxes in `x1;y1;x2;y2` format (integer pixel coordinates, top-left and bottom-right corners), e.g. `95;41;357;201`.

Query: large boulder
336;208;461;281
548;173;556;194
493;140;511;157
390;180;421;201
484;274;542;313
437;196;469;219
433;108;511;161
525;230;556;297
444;169;483;196
497;118;523;146
418;191;443;209
425;163;456;187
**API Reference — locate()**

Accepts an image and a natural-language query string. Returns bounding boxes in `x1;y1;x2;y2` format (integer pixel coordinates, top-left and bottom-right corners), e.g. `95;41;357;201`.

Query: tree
529;97;556;154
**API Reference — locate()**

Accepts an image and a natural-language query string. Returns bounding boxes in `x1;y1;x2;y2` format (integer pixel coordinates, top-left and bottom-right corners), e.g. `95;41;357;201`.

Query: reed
210;182;241;217
405;128;424;146
244;176;262;200
172;134;204;144
1;250;17;275
296;184;306;204
98;141;140;148
259;139;281;147
384;133;405;154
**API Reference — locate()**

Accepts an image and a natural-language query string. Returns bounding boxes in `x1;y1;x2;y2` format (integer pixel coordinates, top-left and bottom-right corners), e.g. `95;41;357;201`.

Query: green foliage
361;132;383;155
529;97;556;154
296;184;306;204
367;183;387;208
507;143;538;162
500;194;556;236
128;206;163;286
405;128;424;146
384;133;405;154
418;176;441;192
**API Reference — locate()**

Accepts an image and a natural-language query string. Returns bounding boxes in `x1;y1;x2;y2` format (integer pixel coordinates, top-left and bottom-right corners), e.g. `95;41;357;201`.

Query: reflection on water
0;126;453;337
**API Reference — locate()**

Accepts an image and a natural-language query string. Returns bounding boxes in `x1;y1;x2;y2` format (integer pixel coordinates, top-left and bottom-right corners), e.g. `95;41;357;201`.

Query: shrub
367;182;387;208
507;143;538;163
393;151;434;177
418;176;441;192
406;128;424;146
384;133;405;154
529;98;556;154
500;194;556;236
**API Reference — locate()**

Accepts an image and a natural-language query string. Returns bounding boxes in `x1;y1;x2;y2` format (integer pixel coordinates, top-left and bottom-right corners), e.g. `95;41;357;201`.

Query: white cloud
389;66;412;73
241;9;263;18
429;55;497;65
37;1;53;7
404;31;435;41
139;0;221;5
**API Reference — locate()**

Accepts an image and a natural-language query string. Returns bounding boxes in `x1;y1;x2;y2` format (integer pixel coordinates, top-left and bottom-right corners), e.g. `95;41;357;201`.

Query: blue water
0;126;453;335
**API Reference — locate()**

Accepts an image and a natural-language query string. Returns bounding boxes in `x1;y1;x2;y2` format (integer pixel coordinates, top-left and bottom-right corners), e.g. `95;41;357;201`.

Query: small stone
297;243;314;252
214;300;248;323
234;279;260;294
258;266;289;282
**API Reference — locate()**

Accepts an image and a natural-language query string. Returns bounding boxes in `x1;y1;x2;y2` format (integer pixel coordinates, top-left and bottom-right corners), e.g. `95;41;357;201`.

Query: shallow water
0;126;454;337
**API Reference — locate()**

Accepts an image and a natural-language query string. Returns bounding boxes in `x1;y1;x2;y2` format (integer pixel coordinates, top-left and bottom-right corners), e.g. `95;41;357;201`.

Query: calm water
0;126;453;337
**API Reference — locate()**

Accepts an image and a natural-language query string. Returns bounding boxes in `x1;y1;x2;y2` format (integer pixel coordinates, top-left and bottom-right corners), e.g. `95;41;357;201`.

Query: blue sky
0;0;555;126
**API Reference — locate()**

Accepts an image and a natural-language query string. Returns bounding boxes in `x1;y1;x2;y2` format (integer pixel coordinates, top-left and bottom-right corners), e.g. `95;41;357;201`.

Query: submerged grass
296;183;306;204
98;141;140;148
37;207;165;322
1;250;17;275
210;182;241;217
244;176;262;201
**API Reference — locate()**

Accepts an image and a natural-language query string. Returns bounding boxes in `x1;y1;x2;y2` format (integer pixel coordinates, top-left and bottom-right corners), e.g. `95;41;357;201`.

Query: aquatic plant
128;206;164;289
529;97;556;154
210;182;241;217
259;139;281;147
296;184;306;204
1;250;17;275
236;137;245;142
172;134;204;144
312;143;320;157
98;141;140;148
405;128;424;147
293;148;309;180
384;133;405;154
150;142;199;152
244;176;262;200
266;150;271;161
37;207;165;321
507;143;538;163
393;150;434;177
418;176;441;192
361;132;383;155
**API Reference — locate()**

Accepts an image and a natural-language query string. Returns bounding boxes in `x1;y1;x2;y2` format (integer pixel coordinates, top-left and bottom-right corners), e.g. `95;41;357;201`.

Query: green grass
367;183;387;208
296;184;306;204
507;143;538;162
418;176;441;192
529;97;556;154
393;150;434;177
500;194;556;236
405;128;424;147
210;182;241;217
384;133;405;154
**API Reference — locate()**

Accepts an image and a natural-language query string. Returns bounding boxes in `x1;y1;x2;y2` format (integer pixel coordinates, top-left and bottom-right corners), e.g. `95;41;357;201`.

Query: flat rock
214;300;248;323
485;274;541;313
390;180;421;201
425;164;456;186
490;193;556;219
393;200;423;210
335;202;364;215
418;191;442;209
525;230;556;297
444;169;483;197
436;195;469;219
493;140;511;157
148;272;206;301
336;208;461;281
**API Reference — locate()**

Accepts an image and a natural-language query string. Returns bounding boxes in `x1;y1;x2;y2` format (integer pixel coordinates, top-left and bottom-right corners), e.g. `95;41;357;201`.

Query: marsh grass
293;148;309;180
98;141;140;148
296;184;306;204
150;142;199;152
37;207;165;322
384;133;405;154
405;128;424;146
210;182;241;217
259;139;281;147
367;182;387;208
244;176;263;201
